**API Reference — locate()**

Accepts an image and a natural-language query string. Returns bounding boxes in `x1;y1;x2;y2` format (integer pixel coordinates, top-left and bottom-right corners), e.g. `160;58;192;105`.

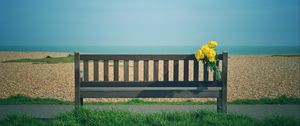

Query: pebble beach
0;52;299;102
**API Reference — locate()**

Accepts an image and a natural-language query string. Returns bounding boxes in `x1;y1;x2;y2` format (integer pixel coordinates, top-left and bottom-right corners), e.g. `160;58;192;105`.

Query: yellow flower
205;48;216;59
208;40;218;48
200;45;210;55
195;50;204;61
195;40;218;62
208;57;216;62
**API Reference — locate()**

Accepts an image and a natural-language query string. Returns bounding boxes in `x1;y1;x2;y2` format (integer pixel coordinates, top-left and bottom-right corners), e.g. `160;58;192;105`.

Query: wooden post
219;52;228;113
134;60;139;81
83;60;89;81
154;60;159;81
193;60;199;81
124;60;129;81
144;60;149;81
74;52;81;109
114;60;119;81
173;60;179;81
216;60;221;112
203;61;209;82
163;60;169;81
104;60;109;81
184;60;189;81
94;60;99;81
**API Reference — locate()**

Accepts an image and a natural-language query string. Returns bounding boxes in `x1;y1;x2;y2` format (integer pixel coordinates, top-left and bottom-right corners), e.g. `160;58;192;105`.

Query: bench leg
217;92;227;113
217;98;226;112
75;93;81;109
80;97;84;106
217;98;222;112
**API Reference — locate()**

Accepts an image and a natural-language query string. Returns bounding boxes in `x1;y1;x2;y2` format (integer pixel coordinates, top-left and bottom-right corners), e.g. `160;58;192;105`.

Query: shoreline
0;51;299;56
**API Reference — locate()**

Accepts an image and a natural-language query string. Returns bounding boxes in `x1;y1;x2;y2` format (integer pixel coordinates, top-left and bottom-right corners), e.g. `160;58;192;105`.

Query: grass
2;54;74;64
1;94;299;105
0;107;299;126
231;95;300;104
0;94;72;105
2;55;125;66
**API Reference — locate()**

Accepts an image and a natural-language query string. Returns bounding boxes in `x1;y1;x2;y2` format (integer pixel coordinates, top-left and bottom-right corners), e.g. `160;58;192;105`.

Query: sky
0;0;299;46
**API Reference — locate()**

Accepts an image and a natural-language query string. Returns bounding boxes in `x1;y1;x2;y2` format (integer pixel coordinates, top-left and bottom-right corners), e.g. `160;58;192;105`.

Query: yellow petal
208;40;218;48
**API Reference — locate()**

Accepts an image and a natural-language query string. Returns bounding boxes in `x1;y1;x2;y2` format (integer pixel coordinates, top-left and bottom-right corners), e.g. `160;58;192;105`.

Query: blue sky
0;0;299;46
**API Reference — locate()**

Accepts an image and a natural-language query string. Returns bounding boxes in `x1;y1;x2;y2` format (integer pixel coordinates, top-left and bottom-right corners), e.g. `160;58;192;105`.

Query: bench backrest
75;53;226;82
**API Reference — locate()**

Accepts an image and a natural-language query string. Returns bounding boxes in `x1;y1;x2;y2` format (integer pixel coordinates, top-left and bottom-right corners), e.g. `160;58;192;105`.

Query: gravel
0;52;299;102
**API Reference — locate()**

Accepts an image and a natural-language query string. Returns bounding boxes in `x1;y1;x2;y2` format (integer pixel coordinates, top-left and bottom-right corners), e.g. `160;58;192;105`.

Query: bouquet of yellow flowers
195;40;221;80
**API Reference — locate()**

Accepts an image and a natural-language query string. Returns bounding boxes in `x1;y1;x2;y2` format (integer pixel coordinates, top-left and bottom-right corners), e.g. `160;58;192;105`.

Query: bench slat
94;60;99;81
184;60;189;81
83;60;89;81
80;87;222;91
194;60;199;81
104;60;109;81
124;60;129;81
164;60;169;81
153;60;159;81
80;90;220;98
144;60;149;81
114;60;119;81
134;60;139;81
173;60;179;81
80;54;223;60
203;62;209;81
80;81;222;87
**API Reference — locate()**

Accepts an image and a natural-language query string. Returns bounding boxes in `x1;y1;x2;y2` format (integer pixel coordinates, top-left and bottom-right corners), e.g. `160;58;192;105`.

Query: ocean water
0;46;299;55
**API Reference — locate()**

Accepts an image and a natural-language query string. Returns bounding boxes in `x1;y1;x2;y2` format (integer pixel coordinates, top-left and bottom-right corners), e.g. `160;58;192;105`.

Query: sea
0;46;299;55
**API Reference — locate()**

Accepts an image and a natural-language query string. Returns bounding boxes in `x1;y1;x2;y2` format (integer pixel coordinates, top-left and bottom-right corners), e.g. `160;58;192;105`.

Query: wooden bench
74;52;228;112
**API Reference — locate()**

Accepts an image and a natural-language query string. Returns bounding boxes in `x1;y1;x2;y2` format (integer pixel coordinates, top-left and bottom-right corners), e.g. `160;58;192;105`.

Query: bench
74;52;228;112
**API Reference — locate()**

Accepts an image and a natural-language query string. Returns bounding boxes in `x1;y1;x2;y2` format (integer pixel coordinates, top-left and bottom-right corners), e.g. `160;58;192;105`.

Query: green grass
0;94;72;105
0;107;299;126
86;98;218;105
231;95;300;104
1;94;299;105
2;55;126;66
2;54;74;64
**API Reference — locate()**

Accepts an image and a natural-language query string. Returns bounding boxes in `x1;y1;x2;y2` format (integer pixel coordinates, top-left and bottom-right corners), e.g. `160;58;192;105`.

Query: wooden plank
144;60;149;81
80;87;222;91
216;60;221;112
80;81;222;87
163;60;169;81
134;60;139;81
173;60;179;81
80;54;223;61
221;52;228;113
103;60;109;81
124;60;129;82
94;60;99;81
153;60;159;81
80;90;220;98
74;52;80;108
83;60;89;81
194;60;199;81
114;60;119;81
203;61;209;81
184;60;189;81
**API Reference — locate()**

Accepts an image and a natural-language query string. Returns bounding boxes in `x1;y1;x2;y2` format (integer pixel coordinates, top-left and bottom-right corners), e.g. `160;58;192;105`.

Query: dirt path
0;105;299;119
